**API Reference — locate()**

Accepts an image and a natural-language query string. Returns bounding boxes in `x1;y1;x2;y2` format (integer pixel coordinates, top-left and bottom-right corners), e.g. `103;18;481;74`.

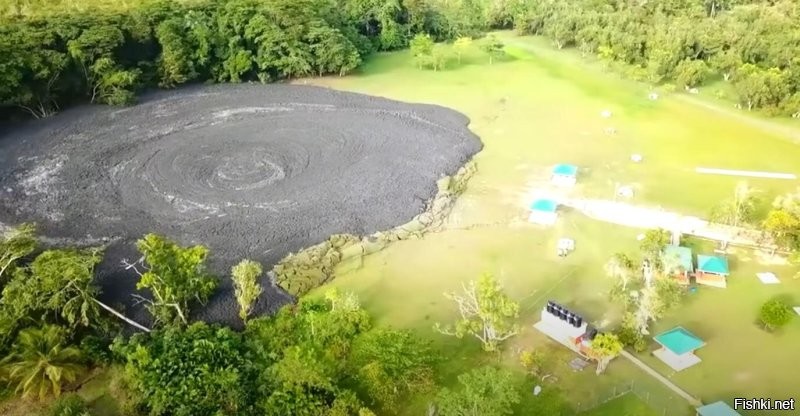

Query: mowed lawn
310;33;800;415
579;393;659;416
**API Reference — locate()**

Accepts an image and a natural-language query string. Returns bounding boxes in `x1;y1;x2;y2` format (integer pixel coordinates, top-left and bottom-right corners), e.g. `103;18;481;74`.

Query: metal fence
574;380;694;415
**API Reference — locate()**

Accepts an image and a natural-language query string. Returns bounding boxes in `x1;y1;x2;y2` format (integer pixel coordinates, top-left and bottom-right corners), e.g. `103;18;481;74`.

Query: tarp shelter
528;199;558;225
551;164;578;186
696;401;741;416
756;272;780;284
664;245;694;284
697;254;730;288
653;326;705;371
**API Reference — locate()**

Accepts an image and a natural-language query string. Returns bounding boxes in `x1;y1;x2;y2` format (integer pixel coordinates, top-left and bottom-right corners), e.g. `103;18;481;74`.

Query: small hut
696;401;741;416
696;254;730;288
528;199;558;225
664;245;693;284
653;326;705;371
551;164;578;187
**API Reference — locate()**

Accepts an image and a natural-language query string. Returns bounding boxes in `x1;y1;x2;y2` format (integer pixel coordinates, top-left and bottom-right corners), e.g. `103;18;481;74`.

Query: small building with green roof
664;245;694;283
696;254;730;288
653;326;706;371
696;401;741;416
551;164;578;187
528;199;558;225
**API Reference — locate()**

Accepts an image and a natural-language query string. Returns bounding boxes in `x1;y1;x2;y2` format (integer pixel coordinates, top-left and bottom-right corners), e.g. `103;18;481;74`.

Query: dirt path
620;350;703;407
561;197;769;248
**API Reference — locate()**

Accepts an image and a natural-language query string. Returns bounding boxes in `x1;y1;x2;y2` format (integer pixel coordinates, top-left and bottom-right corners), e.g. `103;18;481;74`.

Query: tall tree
125;234;217;326
758;298;793;331
0;248;108;345
435;273;519;351
231;259;263;323
349;328;438;413
435;366;520;416
605;252;636;291
586;333;622;375
639;228;670;272
763;188;800;250
710;182;759;228
114;322;252;415
0;325;85;400
410;33;434;69
453;36;472;63
480;34;505;64
0;247;149;339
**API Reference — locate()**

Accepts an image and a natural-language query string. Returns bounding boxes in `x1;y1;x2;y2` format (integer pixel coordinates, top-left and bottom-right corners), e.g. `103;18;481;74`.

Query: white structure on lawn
533;300;597;357
528;199;558;225
653;326;706;371
551;164;578;187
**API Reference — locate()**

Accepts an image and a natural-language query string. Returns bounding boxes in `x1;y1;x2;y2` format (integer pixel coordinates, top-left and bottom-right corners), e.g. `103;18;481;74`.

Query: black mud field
0;84;482;327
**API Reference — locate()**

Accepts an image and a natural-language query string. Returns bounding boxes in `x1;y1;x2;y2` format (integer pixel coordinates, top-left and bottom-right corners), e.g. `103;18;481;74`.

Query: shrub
47;394;90;416
79;335;113;365
759;298;793;331
518;349;545;377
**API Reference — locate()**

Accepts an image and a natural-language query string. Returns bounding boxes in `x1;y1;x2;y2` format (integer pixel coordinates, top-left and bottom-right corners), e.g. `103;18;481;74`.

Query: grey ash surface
0;84;481;327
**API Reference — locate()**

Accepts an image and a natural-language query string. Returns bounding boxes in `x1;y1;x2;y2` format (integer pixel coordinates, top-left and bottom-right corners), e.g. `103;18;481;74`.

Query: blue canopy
697;255;729;275
529;199;557;213
552;164;578;177
664;245;694;273
696;401;741;416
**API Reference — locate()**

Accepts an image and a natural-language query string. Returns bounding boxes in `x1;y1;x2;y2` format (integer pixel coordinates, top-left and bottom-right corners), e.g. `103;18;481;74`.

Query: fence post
647;392;651;402
613;386;617;397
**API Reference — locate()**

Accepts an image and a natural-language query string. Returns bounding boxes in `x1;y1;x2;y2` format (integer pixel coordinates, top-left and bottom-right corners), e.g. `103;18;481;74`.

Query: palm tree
0;325;85;400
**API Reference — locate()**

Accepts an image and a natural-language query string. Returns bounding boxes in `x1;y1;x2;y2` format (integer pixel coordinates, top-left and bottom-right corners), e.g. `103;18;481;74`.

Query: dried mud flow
0;84;482;327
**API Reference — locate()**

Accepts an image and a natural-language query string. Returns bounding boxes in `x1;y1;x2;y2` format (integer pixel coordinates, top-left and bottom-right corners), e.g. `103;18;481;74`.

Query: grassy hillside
310;34;800;415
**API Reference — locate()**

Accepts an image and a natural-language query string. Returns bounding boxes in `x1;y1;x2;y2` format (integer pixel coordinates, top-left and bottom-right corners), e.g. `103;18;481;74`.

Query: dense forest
2;0;800;118
507;0;800;115
0;229;569;415
3;0;800;414
0;0;487;118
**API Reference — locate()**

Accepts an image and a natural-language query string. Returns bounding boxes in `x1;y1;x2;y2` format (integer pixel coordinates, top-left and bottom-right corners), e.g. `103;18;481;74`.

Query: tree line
0;0;487;119
504;0;800;115
8;0;799;118
0;226;578;415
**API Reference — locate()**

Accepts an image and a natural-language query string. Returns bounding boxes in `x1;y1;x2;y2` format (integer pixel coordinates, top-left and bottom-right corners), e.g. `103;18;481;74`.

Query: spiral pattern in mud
0;84;482;326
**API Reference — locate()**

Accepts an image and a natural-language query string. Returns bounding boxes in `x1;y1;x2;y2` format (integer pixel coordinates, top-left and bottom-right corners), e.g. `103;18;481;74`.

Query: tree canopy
129;233;218;326
0;0;489;118
0;248;105;346
435;366;520;416
0;325;85;401
758;297;793;331
510;0;800;115
114;291;442;416
436;273;520;352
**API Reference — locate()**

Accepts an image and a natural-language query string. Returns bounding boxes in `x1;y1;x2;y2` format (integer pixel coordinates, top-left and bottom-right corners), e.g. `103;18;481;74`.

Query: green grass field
579;393;659;416
310;33;800;415
7;32;798;416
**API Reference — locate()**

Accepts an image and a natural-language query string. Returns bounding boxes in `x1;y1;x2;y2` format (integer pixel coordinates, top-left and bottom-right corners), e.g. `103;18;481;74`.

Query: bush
518;349;545;377
661;83;677;93
47;394;90;416
79;335;113;365
759;298;793;331
616;313;647;352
